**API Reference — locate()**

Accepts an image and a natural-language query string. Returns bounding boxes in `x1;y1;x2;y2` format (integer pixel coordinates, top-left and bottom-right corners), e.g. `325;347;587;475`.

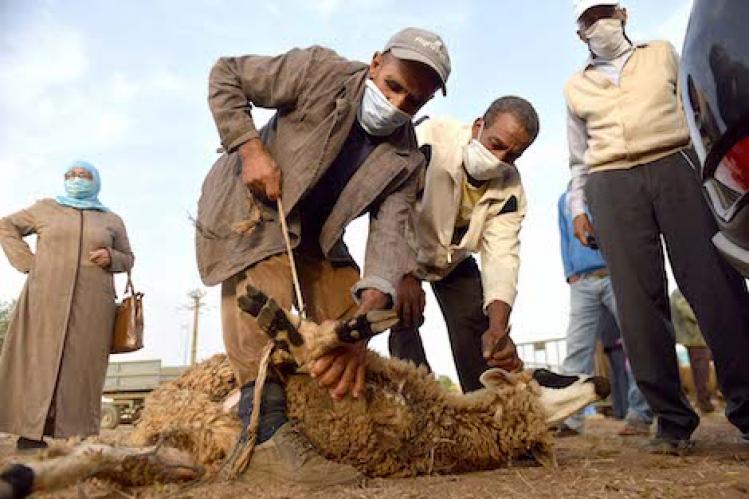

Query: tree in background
437;374;460;393
0;300;16;350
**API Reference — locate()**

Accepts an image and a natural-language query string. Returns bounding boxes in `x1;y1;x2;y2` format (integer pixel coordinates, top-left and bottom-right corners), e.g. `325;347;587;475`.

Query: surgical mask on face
462;123;512;181
585;18;631;60
64;178;96;199
357;79;412;137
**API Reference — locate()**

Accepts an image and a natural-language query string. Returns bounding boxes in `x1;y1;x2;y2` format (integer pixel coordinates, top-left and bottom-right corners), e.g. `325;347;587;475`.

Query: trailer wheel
101;403;120;430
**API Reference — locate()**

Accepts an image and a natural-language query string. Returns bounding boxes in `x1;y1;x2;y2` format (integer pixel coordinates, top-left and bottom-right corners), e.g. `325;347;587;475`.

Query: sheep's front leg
0;444;200;499
237;285;399;366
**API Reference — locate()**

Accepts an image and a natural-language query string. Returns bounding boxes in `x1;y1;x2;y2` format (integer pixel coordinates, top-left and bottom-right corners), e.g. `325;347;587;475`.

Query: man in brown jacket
196;28;450;484
567;0;749;453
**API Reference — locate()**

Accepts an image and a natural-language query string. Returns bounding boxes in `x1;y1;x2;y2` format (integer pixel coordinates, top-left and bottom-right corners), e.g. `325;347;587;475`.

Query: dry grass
2;413;747;498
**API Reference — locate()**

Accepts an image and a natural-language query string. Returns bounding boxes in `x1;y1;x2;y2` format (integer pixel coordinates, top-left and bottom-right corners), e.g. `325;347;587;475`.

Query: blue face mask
357;79;412;136
64;178;96;199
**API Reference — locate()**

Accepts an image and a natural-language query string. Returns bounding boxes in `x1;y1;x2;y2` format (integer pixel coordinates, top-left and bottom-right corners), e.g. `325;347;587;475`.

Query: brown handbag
111;272;144;354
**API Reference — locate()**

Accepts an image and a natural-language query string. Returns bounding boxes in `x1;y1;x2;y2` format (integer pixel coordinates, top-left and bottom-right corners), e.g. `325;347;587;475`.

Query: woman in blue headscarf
0;161;134;449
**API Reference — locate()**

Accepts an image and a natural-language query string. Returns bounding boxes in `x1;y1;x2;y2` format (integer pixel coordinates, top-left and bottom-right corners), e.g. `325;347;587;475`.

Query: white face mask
462;122;513;181
585;18;631;60
357;79;412;136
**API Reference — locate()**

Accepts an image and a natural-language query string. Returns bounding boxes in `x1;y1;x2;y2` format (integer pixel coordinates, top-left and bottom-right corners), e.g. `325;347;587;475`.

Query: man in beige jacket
390;96;539;392
566;0;749;453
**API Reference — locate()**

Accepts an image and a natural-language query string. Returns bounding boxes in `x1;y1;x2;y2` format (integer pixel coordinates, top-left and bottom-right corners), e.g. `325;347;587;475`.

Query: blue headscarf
56;160;110;212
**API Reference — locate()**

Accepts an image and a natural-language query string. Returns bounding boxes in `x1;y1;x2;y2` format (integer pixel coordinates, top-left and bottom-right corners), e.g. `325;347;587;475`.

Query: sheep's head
479;367;610;426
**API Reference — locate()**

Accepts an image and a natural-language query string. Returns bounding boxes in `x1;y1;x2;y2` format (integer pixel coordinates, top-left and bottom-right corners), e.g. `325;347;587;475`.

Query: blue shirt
558;192;606;280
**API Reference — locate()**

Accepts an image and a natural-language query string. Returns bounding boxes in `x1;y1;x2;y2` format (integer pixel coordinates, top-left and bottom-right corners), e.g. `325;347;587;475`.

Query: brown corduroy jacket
196;46;426;301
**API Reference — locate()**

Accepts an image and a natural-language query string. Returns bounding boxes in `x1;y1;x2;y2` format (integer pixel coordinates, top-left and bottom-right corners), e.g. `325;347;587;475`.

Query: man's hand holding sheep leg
312;288;388;400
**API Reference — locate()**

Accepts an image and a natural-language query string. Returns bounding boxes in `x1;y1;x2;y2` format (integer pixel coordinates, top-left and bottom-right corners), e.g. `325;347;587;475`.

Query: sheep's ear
480;368;518;391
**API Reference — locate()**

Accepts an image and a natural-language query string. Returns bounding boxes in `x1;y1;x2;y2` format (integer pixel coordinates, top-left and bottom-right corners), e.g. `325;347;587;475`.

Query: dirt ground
2;413;748;499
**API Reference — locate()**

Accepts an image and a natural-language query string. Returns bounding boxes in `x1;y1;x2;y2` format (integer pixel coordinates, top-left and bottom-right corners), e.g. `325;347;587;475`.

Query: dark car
680;0;749;277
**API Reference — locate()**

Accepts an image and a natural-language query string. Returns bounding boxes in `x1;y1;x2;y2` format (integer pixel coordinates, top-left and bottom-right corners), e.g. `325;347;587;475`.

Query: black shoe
643;436;694;456
16;437;48;451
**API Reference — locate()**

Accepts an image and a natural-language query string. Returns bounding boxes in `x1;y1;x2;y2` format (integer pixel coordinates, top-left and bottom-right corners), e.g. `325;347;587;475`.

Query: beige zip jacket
409;118;526;310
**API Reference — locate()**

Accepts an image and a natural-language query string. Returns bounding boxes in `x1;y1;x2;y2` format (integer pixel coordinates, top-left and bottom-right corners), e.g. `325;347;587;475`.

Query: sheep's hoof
0;464;34;499
238;286;304;347
337;311;400;344
237;285;267;317
531;445;557;469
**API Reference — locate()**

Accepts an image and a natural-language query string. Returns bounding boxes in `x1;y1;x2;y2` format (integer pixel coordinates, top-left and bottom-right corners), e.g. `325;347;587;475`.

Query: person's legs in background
558;278;603;434
388;324;432;372
622;363;655;435
599;277;653;435
604;345;629;420
431;257;490;393
687;346;715;413
598;307;628;419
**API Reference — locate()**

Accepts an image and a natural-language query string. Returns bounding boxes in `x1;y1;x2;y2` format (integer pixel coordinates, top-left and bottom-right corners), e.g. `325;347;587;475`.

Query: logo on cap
414;36;444;54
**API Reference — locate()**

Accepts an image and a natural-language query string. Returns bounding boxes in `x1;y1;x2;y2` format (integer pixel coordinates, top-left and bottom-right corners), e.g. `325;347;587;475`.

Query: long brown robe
0;198;134;439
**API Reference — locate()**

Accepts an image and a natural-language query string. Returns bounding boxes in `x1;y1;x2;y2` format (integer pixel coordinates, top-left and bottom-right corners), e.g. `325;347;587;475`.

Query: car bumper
713;232;749;278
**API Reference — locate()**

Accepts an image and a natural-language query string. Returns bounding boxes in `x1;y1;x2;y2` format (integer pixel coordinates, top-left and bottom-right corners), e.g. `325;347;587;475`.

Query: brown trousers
221;252;360;386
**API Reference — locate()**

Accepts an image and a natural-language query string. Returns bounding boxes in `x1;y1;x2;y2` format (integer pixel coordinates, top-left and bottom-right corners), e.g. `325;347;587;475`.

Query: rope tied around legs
221;341;275;480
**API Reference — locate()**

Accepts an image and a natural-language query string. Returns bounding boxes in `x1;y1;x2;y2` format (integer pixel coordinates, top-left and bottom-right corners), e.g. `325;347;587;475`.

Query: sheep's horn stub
0;464;34;499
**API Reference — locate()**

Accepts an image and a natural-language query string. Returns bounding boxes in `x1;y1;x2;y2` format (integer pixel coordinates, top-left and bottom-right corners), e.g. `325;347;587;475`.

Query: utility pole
187;289;207;365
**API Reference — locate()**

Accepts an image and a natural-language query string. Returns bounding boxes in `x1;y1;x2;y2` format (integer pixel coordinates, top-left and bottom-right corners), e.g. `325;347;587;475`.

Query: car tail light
715;136;749;194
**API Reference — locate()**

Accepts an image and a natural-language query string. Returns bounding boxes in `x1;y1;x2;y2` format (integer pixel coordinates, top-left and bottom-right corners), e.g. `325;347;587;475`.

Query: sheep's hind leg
237;284;399;365
0;444;200;499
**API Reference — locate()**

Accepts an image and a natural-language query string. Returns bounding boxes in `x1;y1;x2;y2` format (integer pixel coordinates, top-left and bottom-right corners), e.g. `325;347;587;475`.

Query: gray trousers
586;149;749;439
388;256;490;393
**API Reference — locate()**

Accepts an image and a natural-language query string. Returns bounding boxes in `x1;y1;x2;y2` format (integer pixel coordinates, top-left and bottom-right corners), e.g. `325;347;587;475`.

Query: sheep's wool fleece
132;353;553;477
287;353;552;477
130;354;242;470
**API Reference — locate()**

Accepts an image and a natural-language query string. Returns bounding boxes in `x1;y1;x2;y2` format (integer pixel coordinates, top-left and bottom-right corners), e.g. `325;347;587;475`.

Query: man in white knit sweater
566;0;749;453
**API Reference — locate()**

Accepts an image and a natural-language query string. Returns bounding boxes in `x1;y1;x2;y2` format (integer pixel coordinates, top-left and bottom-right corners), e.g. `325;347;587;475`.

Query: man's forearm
566;106;590;217
487;300;511;331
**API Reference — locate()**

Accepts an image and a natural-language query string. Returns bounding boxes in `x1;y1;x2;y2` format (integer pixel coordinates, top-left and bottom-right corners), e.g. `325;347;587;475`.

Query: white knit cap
573;0;619;20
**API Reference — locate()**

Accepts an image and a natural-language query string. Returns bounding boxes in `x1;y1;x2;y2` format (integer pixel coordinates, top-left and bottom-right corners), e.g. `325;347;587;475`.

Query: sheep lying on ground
133;352;555;478
0;285;609;498
129;286;609;478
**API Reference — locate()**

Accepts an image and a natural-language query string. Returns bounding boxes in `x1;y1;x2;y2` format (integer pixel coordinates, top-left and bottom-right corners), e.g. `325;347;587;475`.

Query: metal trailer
516;338;567;372
101;359;187;429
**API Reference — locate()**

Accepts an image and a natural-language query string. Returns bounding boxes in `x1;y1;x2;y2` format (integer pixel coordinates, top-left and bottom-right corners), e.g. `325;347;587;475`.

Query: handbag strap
124;271;136;295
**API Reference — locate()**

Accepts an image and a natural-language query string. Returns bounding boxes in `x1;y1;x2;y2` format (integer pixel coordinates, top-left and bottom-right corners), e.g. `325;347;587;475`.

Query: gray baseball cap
383;27;451;96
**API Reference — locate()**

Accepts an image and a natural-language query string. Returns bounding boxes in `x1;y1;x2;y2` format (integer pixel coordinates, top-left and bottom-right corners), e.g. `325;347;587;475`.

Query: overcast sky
0;0;693;381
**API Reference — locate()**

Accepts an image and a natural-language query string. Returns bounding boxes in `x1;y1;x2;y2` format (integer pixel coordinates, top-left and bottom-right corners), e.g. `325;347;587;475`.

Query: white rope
276;197;306;319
